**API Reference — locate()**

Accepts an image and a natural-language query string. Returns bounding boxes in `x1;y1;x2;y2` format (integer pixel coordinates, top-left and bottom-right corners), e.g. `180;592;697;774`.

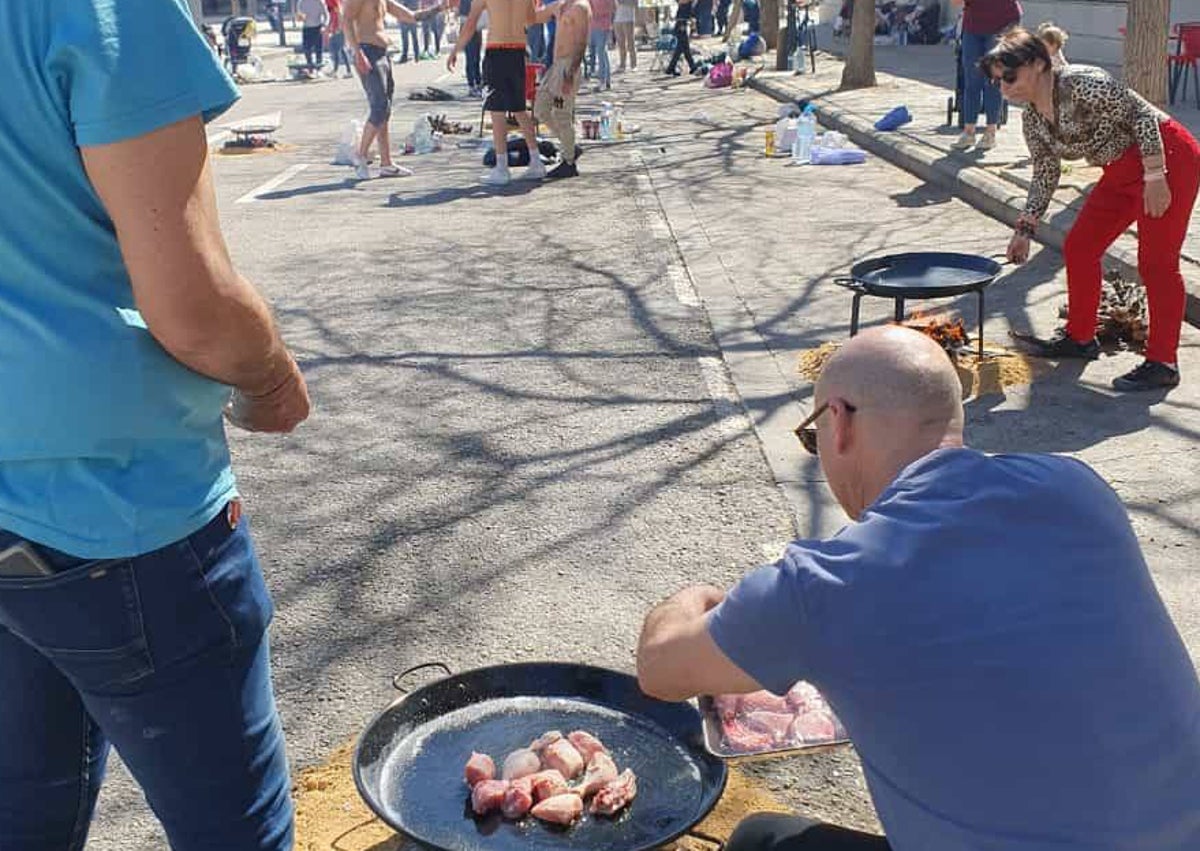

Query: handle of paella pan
832;276;865;292
686;828;727;849
392;662;454;693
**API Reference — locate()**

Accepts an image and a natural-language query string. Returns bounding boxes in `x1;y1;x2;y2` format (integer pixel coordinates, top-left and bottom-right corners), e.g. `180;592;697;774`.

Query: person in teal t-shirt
0;1;310;848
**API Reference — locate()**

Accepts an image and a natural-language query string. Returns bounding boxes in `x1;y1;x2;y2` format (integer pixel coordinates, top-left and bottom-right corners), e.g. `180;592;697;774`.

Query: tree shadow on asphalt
386;181;540;207
231;221;790;739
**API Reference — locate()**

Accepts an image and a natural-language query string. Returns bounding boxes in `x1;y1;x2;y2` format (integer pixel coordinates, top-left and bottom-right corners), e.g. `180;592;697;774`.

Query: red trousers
1064;119;1200;364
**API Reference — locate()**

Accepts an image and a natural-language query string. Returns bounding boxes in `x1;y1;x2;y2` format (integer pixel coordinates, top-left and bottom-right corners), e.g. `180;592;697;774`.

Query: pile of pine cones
1059;269;1148;350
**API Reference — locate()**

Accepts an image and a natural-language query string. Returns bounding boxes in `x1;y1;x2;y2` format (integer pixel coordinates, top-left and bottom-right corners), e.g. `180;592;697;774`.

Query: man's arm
636;585;763;702
81;116;309;433
448;0;485;68
532;0;558;24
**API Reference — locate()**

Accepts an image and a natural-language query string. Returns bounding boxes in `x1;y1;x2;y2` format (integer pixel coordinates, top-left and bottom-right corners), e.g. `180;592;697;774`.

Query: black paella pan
354;662;728;851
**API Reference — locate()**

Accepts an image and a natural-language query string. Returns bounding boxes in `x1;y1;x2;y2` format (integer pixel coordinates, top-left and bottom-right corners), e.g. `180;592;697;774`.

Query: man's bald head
817;326;964;434
814;326;965;518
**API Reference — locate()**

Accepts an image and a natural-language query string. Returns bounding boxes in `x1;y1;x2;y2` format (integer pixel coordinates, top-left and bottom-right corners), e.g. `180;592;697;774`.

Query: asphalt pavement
84;37;1198;849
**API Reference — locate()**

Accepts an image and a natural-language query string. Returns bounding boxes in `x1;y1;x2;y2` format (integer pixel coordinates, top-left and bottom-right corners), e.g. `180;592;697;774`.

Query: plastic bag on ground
809;146;866;165
334;119;362;165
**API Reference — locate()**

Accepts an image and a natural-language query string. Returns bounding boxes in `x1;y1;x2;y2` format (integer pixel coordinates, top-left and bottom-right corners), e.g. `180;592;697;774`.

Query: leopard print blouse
1021;65;1166;222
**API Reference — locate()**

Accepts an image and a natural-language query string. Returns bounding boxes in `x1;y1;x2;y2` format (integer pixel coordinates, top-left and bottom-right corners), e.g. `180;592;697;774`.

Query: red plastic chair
1169;22;1200;107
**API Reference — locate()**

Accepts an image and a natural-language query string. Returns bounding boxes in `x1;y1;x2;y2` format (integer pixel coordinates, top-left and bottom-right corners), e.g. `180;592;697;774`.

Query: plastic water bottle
792;104;817;164
793;43;805;74
600;103;614;141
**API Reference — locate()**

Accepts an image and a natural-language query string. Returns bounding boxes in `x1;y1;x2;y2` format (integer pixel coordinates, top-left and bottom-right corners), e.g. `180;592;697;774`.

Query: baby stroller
222;16;263;77
946;17;1008;128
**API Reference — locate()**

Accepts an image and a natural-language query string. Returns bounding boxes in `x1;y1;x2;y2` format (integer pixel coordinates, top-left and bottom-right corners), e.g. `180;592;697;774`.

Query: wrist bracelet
1015;219;1036;237
1145;171;1167;183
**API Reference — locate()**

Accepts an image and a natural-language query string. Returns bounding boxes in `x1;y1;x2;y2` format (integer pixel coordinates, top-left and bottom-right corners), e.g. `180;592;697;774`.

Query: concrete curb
748;75;1200;329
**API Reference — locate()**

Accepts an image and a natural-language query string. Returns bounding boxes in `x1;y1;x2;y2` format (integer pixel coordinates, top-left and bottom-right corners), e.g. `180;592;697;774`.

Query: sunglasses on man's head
793;400;857;456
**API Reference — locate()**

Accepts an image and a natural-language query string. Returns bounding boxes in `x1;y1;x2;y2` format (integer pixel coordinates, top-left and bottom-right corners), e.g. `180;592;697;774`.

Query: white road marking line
668;265;700;308
206;130;231;149
235;163;310;204
697;356;751;438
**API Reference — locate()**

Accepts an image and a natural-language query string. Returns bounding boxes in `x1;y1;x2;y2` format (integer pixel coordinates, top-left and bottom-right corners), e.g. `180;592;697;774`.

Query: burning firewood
898;310;969;357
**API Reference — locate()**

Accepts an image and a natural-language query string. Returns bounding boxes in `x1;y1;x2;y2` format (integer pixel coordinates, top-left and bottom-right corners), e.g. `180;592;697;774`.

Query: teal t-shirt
0;1;242;557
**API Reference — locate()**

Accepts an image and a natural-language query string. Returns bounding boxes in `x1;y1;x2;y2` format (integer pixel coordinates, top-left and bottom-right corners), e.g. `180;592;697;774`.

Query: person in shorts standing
298;0;330;71
449;0;547;185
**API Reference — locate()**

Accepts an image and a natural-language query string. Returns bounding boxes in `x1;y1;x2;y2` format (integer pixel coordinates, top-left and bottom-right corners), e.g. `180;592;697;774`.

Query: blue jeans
422;13;445;55
588;29;611;85
527;23;547;64
330;30;352;73
401;22;420;60
465;32;483;87
960;30;1002;127
0;508;292;851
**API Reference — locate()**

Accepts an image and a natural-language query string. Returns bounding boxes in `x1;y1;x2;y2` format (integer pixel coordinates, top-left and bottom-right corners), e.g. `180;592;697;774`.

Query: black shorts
359;43;394;125
483;46;527;113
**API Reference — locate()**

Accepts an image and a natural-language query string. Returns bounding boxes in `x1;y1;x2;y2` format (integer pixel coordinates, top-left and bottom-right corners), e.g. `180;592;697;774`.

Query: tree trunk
761;0;779;51
725;0;744;48
840;0;876;90
1123;0;1171;106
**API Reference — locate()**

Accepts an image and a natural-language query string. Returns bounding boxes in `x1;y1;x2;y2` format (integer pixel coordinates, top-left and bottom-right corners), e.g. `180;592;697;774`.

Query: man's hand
1006;232;1030;264
355;46;372;75
636;583;759;702
225;359;311;433
1144;178;1171;219
447;49;458;71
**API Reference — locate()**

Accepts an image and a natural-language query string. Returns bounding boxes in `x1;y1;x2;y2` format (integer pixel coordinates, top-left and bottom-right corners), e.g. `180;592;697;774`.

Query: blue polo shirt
0;0;241;557
709;448;1200;850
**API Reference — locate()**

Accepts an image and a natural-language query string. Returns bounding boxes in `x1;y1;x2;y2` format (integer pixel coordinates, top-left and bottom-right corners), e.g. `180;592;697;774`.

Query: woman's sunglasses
793;400;857;456
990;67;1020;86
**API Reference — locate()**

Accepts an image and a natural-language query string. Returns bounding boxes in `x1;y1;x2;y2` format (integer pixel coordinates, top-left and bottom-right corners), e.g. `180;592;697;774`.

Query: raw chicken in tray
699;681;849;759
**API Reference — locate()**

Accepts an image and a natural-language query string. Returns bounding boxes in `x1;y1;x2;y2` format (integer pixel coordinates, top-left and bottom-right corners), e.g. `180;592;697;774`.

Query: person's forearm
343;16;358;49
139;264;297;396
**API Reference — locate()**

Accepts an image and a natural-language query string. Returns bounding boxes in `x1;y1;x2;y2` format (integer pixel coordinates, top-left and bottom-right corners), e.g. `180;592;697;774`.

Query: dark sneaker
1026;328;1101;360
1112;360;1180;392
547;160;578;179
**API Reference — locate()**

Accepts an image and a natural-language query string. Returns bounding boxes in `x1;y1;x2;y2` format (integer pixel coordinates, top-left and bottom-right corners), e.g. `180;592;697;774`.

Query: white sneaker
354;162;371;180
481;165;511;185
379;164;413;177
974;131;997;151
520;158;547;180
950;131;976;150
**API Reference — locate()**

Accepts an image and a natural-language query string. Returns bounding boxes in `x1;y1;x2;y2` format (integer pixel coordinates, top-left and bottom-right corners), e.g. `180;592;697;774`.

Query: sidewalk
744;35;1200;326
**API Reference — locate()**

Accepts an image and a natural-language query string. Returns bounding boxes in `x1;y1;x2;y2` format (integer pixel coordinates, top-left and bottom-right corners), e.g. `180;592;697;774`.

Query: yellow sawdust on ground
293;739;790;851
797;342;1048;398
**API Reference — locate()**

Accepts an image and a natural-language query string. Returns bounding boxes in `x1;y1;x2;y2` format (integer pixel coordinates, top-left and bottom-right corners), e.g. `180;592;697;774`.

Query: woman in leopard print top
980;29;1200;392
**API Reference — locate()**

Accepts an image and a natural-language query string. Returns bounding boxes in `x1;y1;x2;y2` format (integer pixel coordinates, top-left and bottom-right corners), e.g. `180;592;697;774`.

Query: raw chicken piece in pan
529;730;563;751
575;751;619;798
470;779;509;815
529;769;569;802
540;738;585;779
464;752;495;787
531;792;584;825
501;776;534;819
566;730;608;762
501;748;542;780
589;769;638;816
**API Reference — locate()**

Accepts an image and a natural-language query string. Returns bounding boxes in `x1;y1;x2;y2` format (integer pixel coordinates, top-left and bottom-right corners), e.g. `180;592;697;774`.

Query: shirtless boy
344;0;438;179
533;0;590;179
449;0;546;185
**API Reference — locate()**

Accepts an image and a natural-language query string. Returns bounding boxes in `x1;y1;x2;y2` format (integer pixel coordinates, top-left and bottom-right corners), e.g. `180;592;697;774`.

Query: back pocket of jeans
0;560;153;692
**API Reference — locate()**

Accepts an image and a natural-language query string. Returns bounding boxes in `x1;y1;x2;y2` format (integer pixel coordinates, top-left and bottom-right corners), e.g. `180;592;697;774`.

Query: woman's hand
1144;178;1172;218
1007;232;1031;264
